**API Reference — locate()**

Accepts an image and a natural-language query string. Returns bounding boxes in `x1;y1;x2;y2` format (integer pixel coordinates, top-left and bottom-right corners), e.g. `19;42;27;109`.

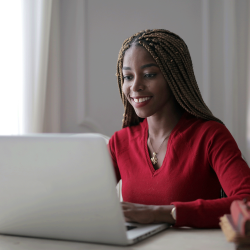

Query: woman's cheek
122;83;129;99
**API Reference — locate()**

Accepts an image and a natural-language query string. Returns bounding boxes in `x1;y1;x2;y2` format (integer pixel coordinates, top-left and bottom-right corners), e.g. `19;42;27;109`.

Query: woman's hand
121;201;176;224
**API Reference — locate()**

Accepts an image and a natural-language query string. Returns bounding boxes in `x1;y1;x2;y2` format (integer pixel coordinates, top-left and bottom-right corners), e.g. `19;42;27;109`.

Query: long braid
116;29;223;128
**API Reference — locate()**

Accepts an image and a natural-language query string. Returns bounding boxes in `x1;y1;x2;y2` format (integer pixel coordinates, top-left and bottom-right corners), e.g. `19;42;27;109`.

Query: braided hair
116;29;223;128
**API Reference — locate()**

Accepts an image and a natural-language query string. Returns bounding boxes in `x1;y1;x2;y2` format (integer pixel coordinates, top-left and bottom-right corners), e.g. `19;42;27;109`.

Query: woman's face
122;45;174;119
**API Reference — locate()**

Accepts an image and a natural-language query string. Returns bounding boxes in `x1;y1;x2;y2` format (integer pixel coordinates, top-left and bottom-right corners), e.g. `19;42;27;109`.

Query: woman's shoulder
109;119;146;146
174;113;238;157
178;112;230;141
182;112;225;130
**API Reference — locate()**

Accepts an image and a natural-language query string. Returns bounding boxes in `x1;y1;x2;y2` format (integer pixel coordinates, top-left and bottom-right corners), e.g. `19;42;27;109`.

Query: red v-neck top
108;112;250;228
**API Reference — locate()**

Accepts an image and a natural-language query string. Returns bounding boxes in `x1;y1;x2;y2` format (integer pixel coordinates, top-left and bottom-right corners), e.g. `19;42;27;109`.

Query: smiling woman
108;29;250;228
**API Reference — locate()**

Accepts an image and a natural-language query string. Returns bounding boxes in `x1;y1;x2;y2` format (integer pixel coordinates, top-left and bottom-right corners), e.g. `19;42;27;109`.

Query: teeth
134;97;151;103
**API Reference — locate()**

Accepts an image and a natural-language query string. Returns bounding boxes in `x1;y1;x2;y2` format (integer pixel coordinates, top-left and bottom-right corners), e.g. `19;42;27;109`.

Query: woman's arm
171;123;250;228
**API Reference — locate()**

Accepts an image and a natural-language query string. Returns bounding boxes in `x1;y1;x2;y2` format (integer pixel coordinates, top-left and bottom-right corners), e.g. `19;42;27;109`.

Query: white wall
58;0;250;161
59;0;203;135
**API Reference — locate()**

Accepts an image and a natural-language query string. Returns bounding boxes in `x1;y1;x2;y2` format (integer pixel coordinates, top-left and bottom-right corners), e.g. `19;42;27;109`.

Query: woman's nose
131;77;144;92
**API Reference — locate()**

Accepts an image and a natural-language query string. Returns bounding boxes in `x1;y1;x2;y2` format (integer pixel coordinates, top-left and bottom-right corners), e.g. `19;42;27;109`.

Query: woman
108;29;250;228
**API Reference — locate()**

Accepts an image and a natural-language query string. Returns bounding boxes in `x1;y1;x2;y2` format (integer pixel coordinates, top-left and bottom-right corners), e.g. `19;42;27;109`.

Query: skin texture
121;45;183;224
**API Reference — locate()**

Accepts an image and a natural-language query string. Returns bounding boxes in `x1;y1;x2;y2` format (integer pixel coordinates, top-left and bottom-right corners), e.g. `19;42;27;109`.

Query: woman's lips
130;96;152;108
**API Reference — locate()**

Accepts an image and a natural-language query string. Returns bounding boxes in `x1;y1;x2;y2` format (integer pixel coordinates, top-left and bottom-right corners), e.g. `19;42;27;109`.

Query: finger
122;207;131;211
124;215;136;223
124;217;132;222
121;204;131;210
123;210;136;221
121;203;134;210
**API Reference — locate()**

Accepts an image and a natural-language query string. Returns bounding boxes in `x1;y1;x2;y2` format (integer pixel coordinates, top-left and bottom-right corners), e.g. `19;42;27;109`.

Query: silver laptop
0;134;169;246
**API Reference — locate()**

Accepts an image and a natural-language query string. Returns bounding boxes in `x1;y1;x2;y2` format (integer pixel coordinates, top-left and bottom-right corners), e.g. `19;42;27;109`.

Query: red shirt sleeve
171;123;250;228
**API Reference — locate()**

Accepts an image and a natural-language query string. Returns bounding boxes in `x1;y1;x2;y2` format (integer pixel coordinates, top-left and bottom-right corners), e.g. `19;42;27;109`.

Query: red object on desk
230;198;250;237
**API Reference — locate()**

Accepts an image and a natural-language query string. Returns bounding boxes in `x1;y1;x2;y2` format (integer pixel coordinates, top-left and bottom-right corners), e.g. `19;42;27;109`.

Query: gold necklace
149;133;171;165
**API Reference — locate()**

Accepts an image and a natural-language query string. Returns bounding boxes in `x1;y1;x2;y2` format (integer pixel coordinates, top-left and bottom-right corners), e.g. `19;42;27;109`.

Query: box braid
116;29;223;128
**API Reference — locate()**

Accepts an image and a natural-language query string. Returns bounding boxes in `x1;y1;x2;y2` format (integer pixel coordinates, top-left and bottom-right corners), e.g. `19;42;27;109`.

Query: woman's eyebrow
122;63;158;71
122;66;131;70
141;63;158;69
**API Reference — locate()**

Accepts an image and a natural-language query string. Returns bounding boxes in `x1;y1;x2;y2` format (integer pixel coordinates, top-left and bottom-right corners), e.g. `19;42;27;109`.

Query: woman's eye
144;73;156;78
123;75;133;81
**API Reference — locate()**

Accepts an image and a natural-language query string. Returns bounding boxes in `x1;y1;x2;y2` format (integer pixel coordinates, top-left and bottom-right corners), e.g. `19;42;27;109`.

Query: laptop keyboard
126;225;137;231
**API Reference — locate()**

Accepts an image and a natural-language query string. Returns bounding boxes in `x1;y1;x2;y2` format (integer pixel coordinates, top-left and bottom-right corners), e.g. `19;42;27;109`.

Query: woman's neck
147;104;184;139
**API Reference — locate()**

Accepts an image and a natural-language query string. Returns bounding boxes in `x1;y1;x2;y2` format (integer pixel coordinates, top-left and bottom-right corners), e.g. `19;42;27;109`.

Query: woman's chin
134;111;150;119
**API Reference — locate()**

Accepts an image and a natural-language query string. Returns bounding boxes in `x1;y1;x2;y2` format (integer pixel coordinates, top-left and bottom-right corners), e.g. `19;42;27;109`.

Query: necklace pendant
151;152;158;165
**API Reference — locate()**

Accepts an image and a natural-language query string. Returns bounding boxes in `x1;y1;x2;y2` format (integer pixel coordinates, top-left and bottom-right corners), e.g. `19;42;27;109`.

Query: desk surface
0;228;234;250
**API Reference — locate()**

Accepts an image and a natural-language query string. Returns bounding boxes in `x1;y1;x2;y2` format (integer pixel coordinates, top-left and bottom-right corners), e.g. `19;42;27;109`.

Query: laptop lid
0;134;130;245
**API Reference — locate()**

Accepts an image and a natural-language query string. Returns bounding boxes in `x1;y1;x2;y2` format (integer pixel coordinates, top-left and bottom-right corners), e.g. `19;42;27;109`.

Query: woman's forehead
123;45;156;68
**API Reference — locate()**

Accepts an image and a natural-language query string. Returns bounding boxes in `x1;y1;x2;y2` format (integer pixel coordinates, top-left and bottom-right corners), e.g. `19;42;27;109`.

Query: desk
0;228;234;250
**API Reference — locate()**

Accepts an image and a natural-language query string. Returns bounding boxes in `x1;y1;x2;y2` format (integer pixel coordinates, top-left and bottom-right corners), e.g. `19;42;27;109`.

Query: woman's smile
130;96;152;108
131;96;151;103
